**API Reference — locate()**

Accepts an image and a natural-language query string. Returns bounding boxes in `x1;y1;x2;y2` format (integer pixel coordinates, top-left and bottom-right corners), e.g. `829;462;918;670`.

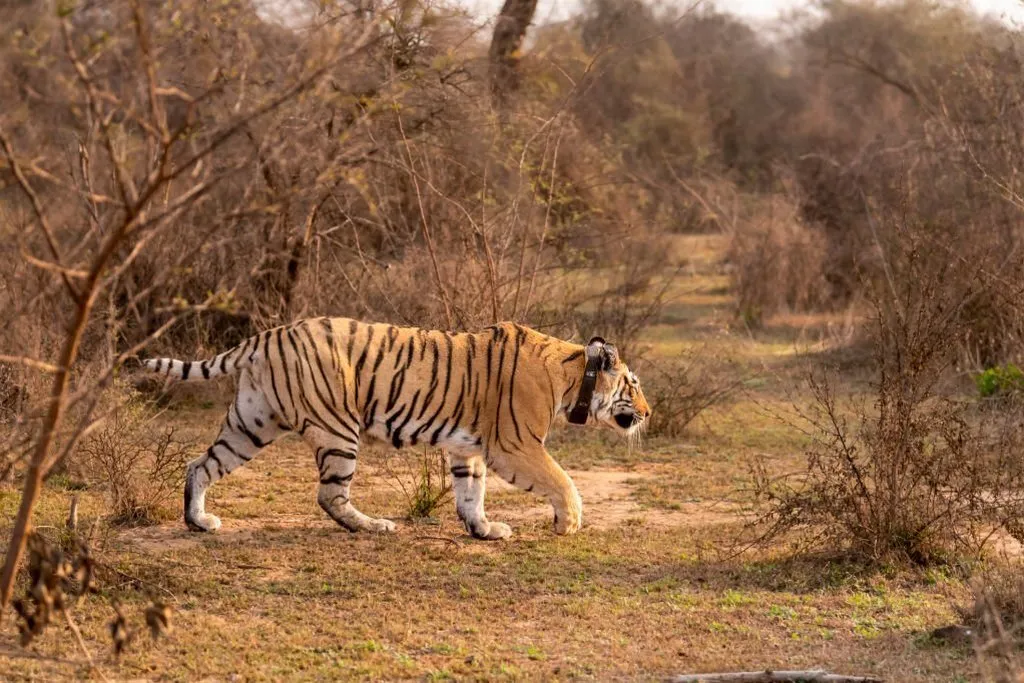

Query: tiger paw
366;518;397;533
553;511;582;535
475;521;512;541
185;513;221;533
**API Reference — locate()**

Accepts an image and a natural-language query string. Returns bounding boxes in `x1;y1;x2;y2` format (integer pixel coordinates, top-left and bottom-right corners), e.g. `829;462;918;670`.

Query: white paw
467;520;512;540
367;518;397;533
186;513;221;532
554;511;582;535
485;521;512;540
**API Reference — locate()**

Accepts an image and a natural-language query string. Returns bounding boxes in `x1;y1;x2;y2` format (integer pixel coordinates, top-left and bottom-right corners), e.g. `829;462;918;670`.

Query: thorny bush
752;226;1024;565
75;385;194;527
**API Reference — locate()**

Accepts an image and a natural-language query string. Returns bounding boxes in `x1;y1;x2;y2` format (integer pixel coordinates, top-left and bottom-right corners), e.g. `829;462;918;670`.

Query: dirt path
119;466;741;555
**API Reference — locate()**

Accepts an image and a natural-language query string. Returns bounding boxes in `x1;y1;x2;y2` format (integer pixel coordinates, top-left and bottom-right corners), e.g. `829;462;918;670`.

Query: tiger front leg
496;447;583;535
449;455;512;540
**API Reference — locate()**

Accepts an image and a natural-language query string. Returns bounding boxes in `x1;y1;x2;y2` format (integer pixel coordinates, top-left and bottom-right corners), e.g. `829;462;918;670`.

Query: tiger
142;318;650;539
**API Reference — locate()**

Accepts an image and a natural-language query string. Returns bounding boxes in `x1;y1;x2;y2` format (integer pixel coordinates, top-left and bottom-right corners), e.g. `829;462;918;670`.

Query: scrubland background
3;0;1024;680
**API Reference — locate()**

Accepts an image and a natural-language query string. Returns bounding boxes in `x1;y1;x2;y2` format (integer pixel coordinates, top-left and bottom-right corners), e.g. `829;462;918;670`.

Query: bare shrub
12;529;171;670
76;387;193;527
642;351;738;438
752;225;1024;565
727;192;832;328
971;565;1024;683
568;236;679;362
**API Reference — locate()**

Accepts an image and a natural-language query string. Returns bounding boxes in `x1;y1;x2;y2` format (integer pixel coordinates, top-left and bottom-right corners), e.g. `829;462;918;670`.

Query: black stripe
507;327;525;443
206;449;225;477
371;333;388;374
236;421;266;448
430;418;449;445
346;319;357;361
364;398;379;429
385;367;407;413
201;361;210;379
266;335;289;422
282;328;304;422
393;335;407;369
247;332;264;364
354;326;374;380
321;448;357;460
562;350;584;364
299;324;339;406
403;335;416;370
485;331;494;389
450;465;471;478
390;389;421;448
182;361;192;380
154;359;163;373
493;332;508;448
363;375;377;424
294;332;359;441
416;339;440;420
416;334;455;440
320;472;354;486
465;340;476;403
275;328;297;423
446;387;466;437
213;439;238;457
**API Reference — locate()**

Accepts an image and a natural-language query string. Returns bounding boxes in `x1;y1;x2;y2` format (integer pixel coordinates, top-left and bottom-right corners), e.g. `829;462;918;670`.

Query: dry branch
671;671;883;683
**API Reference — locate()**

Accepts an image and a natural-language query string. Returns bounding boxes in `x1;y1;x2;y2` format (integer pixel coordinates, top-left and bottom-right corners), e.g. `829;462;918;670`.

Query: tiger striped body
144;318;649;539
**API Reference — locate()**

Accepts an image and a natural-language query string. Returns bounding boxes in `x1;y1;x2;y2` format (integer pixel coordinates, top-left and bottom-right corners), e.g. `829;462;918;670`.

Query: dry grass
0;236;987;681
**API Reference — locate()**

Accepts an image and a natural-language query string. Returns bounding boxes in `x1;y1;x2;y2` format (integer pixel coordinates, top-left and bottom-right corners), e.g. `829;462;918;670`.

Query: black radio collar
567;338;605;425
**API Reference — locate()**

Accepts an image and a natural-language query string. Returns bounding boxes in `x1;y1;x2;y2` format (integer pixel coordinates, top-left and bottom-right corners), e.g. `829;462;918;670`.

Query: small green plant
975;364;1024;398
382;446;452;521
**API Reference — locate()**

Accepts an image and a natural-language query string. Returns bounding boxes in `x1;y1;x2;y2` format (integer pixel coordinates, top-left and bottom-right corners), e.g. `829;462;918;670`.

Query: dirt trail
119;467;740;555
489;469;740;530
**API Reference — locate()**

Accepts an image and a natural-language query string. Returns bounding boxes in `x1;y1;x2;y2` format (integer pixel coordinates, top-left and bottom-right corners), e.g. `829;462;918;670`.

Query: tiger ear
585;337;619;372
601;343;619;371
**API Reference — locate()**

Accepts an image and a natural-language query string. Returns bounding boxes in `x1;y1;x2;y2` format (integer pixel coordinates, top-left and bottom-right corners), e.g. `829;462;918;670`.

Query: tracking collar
567;337;605;425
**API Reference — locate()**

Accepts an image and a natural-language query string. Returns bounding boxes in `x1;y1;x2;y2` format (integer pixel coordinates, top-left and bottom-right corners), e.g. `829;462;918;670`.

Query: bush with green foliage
975;364;1024;398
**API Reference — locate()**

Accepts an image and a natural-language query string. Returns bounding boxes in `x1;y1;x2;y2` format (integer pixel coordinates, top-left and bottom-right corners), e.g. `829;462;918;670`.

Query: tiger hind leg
185;373;286;532
449;454;512;540
304;426;396;533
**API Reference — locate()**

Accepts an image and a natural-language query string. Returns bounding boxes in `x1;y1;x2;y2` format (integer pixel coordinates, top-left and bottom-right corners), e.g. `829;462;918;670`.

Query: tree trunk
488;0;539;111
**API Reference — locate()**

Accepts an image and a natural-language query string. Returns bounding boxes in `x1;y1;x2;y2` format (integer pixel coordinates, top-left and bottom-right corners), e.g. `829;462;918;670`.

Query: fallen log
670;671;883;683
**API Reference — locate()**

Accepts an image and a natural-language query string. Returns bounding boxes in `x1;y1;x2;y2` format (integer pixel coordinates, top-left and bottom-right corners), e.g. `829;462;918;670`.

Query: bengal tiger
143;318;650;539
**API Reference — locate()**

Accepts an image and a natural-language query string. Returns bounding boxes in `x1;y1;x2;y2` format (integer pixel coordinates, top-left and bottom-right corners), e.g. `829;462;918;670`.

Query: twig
0;125;82;303
63;610;109;682
95;561;177;603
413;535;462;548
395;110;454;329
67;495;79;533
0;355;63;374
0;644;86;666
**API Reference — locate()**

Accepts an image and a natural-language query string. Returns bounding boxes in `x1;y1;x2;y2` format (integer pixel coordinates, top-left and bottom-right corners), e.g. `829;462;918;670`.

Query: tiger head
582;338;651;435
